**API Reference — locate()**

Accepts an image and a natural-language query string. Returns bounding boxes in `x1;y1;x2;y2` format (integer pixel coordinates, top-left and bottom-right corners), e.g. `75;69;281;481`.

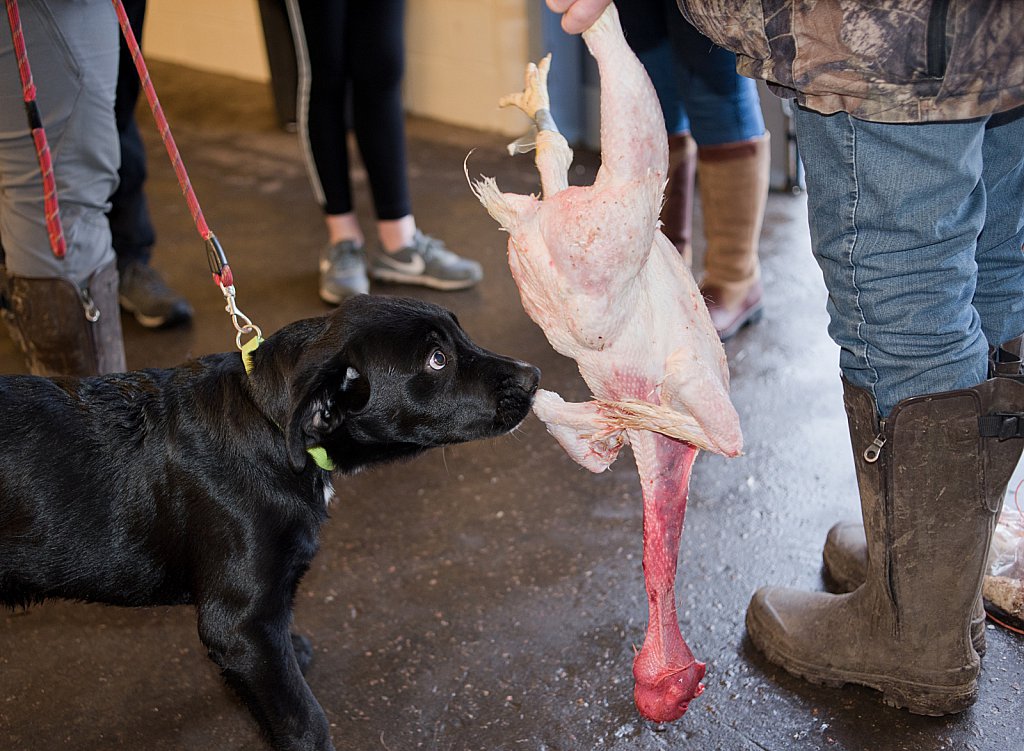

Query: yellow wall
405;0;530;135
143;0;530;136
144;1;271;82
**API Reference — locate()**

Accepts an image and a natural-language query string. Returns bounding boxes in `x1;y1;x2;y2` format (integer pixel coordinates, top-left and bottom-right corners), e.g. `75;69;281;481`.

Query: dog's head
247;295;540;474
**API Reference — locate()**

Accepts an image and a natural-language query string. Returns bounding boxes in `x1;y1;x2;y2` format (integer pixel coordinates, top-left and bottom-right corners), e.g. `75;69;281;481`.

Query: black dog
0;295;539;751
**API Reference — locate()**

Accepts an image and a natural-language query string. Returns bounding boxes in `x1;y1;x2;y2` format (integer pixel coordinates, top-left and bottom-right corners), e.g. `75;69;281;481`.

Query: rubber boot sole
746;603;978;716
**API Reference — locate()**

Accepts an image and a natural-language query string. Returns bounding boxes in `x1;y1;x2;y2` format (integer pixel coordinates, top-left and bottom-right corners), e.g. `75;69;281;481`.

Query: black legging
289;0;411;219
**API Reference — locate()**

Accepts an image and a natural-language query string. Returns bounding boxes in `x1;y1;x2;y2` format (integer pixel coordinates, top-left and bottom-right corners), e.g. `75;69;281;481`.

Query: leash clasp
205;233;262;350
223;290;262;351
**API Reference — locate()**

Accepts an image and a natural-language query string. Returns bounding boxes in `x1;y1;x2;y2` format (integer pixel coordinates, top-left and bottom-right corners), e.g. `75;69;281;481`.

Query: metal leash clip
206;234;262;350
223;290;262;351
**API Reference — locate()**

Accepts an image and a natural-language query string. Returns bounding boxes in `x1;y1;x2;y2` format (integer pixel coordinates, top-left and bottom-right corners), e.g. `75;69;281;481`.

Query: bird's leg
532;389;625;473
581;4;668;185
499;54;572;198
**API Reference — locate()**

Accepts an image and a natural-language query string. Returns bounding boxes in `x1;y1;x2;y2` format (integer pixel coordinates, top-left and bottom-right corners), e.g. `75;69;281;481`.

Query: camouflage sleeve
674;0;770;61
676;0;1024;123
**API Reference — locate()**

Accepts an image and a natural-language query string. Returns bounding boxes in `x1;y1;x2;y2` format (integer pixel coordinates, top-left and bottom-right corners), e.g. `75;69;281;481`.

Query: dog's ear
286;363;369;472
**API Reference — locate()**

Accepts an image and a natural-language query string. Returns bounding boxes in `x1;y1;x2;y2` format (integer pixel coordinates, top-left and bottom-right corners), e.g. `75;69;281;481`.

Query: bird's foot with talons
499;54;552;124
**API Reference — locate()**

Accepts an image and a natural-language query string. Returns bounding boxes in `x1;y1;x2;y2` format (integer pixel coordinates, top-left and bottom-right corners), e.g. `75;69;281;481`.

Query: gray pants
0;0;119;284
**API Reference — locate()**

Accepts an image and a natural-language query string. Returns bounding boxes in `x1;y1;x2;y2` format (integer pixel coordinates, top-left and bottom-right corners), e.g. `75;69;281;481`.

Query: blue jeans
636;38;763;145
793;105;1024;416
617;0;763;145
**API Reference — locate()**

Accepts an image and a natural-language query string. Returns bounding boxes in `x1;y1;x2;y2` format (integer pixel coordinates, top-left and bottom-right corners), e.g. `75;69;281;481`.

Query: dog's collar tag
241;336;336;472
306;446;335;471
241;334;262;375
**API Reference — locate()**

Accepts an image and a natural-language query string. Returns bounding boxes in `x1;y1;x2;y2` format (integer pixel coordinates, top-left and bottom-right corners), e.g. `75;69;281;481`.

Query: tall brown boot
746;377;1024;715
821;520;990;656
697;133;770;339
3;260;126;376
820;333;1024;654
661;132;697;266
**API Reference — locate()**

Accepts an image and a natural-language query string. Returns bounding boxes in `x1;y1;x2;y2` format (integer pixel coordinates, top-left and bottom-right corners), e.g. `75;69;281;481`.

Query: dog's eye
428;349;447;371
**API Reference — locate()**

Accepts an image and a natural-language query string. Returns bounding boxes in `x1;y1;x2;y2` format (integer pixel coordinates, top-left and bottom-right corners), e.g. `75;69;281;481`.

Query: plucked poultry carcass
470;3;742;722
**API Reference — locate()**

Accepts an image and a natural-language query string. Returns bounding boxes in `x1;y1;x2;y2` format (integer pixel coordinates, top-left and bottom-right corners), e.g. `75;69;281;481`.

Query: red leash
110;1;226;284
4;0;261;348
4;0;65;259
111;0;260;347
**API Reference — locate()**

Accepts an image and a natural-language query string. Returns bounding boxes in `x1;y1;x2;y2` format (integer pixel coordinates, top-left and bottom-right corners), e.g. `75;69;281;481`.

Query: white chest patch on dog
322;480;336;507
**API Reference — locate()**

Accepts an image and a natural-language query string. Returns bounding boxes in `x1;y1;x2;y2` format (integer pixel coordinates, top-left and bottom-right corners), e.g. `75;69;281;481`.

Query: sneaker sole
318;287;368;306
319;288;344;306
370;268;480;291
119;297;192;329
745;605;978;716
717;302;764;341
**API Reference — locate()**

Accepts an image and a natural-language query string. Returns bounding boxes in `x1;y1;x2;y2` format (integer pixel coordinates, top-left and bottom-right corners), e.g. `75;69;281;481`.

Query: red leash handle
5;0;66;259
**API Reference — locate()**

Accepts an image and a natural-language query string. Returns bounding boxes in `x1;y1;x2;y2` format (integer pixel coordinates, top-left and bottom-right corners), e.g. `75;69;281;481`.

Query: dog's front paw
291;633;314;675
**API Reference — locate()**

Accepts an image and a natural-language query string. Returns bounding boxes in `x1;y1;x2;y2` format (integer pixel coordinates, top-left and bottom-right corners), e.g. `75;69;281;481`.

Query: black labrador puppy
0;295;539;751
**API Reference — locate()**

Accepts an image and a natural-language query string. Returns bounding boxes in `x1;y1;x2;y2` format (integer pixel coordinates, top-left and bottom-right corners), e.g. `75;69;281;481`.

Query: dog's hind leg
198;605;333;751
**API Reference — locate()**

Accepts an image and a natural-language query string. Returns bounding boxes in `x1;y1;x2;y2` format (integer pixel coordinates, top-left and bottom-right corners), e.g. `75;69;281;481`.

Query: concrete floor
2;63;1022;751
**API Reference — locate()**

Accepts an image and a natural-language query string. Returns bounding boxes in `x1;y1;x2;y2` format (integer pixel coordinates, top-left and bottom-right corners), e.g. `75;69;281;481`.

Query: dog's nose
516;363;541;395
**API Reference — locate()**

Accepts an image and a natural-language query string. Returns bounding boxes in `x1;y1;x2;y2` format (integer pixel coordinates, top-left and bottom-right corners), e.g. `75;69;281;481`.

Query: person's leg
671;10;768;339
816;106;1024;655
109;0;192;328
674;19;763;149
290;0;355;222
746;376;1024;715
972;105;1024;352
793;106;990;416
345;0;481;290
287;0;369;303
744;107;1023;715
0;0;125;374
110;0;153;269
345;0;410;227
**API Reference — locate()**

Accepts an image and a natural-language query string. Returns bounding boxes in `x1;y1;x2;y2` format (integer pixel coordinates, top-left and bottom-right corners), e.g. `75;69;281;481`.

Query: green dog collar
241;336;336;472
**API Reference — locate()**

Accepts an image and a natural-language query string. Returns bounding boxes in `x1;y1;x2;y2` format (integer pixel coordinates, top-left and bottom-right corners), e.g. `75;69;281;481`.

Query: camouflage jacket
676;0;1024;123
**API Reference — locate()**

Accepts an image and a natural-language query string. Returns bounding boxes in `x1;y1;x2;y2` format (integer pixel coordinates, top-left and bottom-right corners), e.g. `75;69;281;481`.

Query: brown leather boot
746;377;1024;715
697;133;770;339
661;133;696;266
3;261;126;376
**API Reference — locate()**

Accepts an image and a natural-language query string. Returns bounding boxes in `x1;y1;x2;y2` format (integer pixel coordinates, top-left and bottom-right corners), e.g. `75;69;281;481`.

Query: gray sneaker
370;231;483;290
319;240;369;304
118;260;193;328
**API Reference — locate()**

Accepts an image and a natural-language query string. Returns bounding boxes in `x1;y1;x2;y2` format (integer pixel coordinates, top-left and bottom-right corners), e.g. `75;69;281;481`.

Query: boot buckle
979;413;1024;440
